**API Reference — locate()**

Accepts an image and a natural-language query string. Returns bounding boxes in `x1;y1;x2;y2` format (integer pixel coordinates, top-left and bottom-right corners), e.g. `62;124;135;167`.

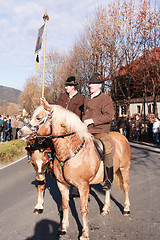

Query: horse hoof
33;209;43;214
80;236;90;240
101;211;109;216
59;230;67;236
123;210;130;216
101;209;109;215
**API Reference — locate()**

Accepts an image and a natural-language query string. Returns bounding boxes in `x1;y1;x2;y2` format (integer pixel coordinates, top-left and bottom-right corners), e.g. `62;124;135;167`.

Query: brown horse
25;138;54;214
18;105;131;240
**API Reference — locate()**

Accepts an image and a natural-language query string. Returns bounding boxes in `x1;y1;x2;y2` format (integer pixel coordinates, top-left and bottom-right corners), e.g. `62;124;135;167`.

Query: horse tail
113;169;123;191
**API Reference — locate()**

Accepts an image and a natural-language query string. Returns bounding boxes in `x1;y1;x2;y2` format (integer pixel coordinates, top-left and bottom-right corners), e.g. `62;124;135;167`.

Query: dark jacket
135;118;141;130
56;92;84;119
3;120;7;132
83;92;114;134
118;117;126;129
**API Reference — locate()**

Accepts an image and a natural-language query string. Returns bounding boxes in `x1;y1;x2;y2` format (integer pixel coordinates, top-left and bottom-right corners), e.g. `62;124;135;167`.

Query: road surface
0;141;160;240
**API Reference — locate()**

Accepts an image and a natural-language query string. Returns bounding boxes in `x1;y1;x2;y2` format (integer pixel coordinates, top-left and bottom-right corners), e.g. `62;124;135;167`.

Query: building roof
114;47;160;77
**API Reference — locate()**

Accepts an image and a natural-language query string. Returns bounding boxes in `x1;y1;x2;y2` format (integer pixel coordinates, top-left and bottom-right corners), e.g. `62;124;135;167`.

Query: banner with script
34;24;45;53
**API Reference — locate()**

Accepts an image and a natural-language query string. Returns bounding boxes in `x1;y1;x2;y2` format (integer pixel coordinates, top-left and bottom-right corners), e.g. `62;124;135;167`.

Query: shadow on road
30;171;125;239
31;174;62;212
25;219;60;240
31;174;83;238
90;184;104;213
90;184;124;214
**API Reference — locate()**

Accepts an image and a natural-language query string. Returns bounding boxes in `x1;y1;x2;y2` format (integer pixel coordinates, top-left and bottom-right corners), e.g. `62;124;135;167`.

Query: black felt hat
64;76;78;86
89;73;104;84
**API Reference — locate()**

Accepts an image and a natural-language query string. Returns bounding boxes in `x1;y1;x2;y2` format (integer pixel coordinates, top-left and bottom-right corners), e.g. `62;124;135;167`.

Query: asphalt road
0;141;160;240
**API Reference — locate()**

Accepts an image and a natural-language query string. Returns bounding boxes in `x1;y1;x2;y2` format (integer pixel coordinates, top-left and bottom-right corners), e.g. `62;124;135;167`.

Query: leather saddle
93;137;106;161
93;135;115;161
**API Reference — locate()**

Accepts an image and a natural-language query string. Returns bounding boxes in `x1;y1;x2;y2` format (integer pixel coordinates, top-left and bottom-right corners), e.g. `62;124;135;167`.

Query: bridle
25;114;76;142
24;113;53;139
28;150;53;175
26;111;85;186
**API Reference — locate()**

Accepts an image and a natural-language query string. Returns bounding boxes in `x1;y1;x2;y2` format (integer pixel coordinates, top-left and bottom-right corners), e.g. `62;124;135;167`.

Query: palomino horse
18;105;131;240
25;138;54;214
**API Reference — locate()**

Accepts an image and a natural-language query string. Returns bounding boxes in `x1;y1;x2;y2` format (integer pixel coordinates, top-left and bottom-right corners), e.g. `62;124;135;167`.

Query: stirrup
102;179;112;191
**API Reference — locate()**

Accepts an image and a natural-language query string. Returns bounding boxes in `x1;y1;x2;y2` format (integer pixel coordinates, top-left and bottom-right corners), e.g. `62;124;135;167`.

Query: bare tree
18;76;41;115
21;0;159;119
7;103;18;116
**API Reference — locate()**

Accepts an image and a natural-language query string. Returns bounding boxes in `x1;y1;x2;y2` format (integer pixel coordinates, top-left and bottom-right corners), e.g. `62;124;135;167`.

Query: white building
119;96;160;118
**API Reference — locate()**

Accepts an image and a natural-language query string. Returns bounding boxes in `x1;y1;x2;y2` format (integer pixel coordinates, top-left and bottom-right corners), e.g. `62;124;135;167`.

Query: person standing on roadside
2;117;7;142
17;117;24;133
6;115;11;141
11;116;18;140
135;114;142;141
0;115;3;142
152;117;160;143
118;116;126;135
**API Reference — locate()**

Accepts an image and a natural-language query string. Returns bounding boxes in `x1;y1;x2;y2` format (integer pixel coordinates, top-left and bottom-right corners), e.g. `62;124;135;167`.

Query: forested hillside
0;85;21;105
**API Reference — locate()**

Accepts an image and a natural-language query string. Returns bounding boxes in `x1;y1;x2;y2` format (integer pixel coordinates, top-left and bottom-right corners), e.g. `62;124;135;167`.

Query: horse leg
101;190;111;215
79;182;90;240
120;166;130;215
33;180;45;214
57;181;70;235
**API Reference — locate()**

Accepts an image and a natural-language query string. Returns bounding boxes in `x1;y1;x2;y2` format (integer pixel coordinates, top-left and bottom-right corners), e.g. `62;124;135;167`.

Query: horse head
18;106;52;140
26;144;53;181
18;104;91;142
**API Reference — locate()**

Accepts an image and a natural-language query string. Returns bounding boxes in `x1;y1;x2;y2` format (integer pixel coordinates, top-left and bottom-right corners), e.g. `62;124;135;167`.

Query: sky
0;0;111;91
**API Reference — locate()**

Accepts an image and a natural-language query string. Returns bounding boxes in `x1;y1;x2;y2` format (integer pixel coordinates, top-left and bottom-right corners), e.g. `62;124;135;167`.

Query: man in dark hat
58;76;84;198
41;76;84;198
83;73;114;191
56;76;84;119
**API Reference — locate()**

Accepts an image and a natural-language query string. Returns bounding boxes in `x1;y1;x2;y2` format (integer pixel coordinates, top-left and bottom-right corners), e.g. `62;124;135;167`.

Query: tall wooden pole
41;21;47;98
41;10;49;98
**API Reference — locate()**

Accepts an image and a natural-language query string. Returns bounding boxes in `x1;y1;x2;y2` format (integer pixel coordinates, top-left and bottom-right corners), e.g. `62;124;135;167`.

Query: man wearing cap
40;76;84;198
56;76;84;119
83;73;114;191
41;76;84;118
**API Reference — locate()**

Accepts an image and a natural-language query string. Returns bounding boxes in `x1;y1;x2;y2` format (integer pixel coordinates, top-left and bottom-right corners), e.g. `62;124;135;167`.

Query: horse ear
40;98;51;112
25;147;31;152
25;146;34;152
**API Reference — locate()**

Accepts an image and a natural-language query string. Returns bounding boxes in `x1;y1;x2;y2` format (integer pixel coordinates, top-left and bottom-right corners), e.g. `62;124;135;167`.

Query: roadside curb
0;155;27;170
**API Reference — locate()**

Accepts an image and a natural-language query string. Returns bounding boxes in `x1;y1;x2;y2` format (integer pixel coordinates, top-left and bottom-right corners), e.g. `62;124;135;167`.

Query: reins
55;138;85;186
25;119;76;143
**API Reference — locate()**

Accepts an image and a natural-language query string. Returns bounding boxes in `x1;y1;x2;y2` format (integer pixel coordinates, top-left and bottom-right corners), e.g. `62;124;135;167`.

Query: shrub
0;139;26;166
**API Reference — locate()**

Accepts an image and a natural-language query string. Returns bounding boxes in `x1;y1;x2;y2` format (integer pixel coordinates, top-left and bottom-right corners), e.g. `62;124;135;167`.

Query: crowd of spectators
0;114;26;142
116;114;160;144
1;112;160;144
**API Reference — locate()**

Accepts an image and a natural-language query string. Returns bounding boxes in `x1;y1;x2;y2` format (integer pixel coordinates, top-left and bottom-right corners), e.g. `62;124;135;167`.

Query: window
137;105;141;114
148;104;151;114
121;105;127;115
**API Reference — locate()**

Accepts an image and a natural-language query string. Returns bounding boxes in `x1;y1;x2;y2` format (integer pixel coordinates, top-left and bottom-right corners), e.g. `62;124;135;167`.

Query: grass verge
0;139;26;168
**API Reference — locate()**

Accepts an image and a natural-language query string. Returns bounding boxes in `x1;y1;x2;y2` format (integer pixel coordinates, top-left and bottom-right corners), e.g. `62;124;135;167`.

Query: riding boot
102;154;114;191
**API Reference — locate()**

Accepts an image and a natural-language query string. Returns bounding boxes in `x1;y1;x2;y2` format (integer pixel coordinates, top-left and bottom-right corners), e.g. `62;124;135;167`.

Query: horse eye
36;117;41;121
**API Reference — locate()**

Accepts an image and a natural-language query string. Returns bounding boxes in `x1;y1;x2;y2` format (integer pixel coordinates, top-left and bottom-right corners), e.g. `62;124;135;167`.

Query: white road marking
0;155;27;170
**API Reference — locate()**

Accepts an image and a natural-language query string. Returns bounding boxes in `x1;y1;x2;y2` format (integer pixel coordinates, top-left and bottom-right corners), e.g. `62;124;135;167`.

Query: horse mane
34;105;92;140
51;105;92;140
